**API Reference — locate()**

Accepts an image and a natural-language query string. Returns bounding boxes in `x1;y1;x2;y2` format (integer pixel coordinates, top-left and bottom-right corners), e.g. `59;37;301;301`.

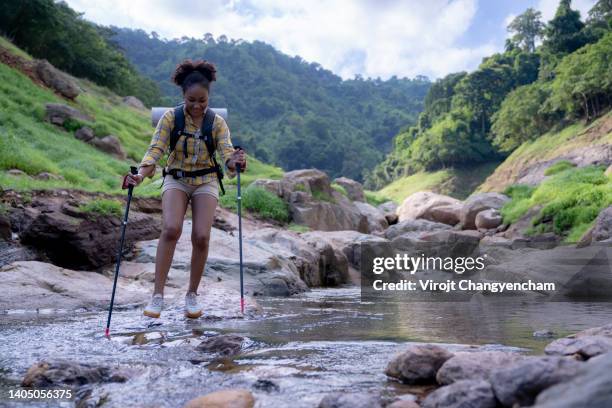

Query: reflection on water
0;287;611;407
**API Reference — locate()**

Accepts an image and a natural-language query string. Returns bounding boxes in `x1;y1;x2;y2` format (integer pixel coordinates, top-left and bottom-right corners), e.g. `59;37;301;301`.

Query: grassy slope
370;161;501;204
0;38;283;198
478;112;612;193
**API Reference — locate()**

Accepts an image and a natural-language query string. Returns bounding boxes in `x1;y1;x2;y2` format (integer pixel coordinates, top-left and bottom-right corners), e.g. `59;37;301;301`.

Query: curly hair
172;59;217;93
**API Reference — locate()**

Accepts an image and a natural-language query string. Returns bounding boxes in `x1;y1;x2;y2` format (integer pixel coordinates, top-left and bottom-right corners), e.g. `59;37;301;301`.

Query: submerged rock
184;389;255;408
196;334;245;356
318;392;381;408
22;360;128;387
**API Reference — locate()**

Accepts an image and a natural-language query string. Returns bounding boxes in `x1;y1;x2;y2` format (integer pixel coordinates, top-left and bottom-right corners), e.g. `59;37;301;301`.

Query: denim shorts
161;175;219;200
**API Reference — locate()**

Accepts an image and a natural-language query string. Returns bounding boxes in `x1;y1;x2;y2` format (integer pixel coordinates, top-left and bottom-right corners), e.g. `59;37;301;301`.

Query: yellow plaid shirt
139;106;236;186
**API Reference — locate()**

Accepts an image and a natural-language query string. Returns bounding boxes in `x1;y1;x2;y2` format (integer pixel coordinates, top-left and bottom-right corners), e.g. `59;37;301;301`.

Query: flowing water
1;287;611;407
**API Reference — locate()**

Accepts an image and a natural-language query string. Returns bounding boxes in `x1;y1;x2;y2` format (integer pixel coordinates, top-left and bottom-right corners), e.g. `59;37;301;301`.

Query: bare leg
188;193;217;294
153;189;189;296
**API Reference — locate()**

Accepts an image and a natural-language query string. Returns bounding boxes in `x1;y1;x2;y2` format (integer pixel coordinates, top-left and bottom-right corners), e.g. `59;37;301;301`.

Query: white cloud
537;0;596;21
64;0;494;80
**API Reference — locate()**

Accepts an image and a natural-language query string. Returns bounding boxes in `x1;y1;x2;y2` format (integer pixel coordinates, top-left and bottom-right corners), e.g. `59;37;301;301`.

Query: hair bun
172;59;217;87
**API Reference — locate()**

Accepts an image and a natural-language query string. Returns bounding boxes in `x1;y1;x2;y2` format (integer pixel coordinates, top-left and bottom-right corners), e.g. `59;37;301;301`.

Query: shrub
544;160;576;176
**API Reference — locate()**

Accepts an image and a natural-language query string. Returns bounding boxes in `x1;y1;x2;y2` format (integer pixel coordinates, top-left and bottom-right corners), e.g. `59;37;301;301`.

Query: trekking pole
105;166;138;337
236;154;245;314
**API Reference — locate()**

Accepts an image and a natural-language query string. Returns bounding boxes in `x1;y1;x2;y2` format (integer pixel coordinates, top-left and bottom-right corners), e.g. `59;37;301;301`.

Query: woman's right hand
125;173;144;187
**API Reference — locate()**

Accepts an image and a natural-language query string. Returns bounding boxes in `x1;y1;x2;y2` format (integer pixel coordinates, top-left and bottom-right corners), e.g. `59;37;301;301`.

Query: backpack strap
169;106;185;154
201;108;226;196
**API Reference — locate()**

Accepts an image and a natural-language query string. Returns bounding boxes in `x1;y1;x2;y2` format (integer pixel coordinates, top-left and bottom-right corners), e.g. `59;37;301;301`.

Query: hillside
479;112;612;192
0;37;283;199
110;28;430;181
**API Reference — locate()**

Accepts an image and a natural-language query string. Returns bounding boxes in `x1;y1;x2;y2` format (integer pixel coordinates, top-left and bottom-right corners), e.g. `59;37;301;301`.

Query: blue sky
65;0;596;80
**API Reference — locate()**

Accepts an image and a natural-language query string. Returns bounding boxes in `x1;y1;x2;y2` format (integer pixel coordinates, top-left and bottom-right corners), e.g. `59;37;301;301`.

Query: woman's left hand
229;148;247;171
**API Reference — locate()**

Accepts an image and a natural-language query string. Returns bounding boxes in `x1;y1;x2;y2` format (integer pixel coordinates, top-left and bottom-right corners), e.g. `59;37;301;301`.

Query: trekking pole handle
234;146;243;173
130;166;138;175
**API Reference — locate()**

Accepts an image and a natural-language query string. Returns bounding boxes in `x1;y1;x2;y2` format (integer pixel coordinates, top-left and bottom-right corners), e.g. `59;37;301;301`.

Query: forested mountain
366;0;612;189
0;0;161;106
110;29;430;181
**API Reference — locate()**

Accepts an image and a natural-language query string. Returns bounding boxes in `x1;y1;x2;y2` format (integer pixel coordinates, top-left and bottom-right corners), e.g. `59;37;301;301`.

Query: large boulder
532;352;612;408
422;380;498;408
333;177;365;202
489;356;583;407
354;201;388;233
35;60;80;99
378;201;399;225
436;351;525;385
122;95;146;110
577;206;612;247
90;135;127;159
384;219;452;241
44;103;93;126
544;335;612;360
385;344;454;384
397;192;462;225
20;199;160;269
250;179;283;196
475;209;502;230
460;193;510;230
280;169;369;233
184;389;255;408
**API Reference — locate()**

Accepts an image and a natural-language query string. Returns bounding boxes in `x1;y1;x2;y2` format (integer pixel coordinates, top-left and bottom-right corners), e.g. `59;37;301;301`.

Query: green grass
501;166;611;242
0;36;32;60
0;39;285;200
331;183;349;198
80;199;122;217
364;190;393;207
377;170;453;204
312;187;336;203
220;185;289;222
544;160;576;176
479;113;612;192
287;223;310;233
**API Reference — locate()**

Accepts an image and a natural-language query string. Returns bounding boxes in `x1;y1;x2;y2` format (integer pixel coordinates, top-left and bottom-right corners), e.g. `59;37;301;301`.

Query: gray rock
333;176;365;202
578;206;612;247
35;60;79;99
386;344;454;384
475;209;502;230
426;203;462;226
44;103;92;126
489;356;583;407
250;179;283;196
544;335;612;360
422;380;497;408
460;193;509;230
387;400;420;408
75;126;95;142
377;201;398;215
90;135;126;159
197;334;244;356
532;352;612;408
354;201;388;233
122;95;146;110
35;172;64;181
318;393;381;408
533;330;556;339
436;351;525;385
22;360;126;387
8;169;28;177
418;230;481;258
385;219;452;240
572;323;612;338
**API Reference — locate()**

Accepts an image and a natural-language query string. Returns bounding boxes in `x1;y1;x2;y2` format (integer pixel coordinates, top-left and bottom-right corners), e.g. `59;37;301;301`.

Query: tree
507;8;545;52
543;0;588;55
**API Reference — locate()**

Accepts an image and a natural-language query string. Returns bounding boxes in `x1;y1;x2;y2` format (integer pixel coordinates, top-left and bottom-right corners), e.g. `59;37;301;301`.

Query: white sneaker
143;294;163;318
185;292;202;318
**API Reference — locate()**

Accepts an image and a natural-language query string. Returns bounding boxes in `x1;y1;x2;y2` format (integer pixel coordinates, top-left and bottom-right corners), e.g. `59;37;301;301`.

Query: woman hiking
125;59;247;319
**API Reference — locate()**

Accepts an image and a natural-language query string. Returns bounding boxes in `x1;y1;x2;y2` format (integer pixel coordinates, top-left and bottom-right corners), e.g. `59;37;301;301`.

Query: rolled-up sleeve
139;109;173;177
213;114;236;179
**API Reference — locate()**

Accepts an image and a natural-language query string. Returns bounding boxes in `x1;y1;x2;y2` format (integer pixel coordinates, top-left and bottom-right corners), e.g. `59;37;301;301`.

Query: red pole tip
240;297;245;314
104;327;110;337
